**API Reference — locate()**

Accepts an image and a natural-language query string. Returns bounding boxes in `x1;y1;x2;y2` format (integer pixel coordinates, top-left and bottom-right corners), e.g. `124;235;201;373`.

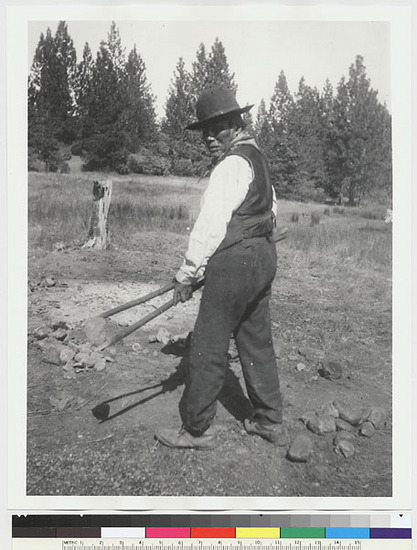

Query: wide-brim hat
186;86;254;130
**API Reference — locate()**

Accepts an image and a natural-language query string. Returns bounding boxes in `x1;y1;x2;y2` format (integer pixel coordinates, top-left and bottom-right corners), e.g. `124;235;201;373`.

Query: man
155;87;283;449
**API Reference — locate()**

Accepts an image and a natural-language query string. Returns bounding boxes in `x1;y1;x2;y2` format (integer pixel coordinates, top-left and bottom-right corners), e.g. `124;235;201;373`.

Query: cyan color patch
326;528;370;539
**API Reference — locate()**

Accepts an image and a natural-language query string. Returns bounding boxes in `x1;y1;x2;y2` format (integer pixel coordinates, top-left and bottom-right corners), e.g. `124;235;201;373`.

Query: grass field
28;171;391;271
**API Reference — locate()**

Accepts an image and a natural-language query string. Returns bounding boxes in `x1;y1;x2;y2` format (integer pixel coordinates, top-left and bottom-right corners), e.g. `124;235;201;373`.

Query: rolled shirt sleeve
175;155;253;285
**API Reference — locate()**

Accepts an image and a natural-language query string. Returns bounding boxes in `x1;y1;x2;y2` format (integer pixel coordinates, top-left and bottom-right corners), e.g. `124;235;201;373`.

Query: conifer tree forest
28;21;392;204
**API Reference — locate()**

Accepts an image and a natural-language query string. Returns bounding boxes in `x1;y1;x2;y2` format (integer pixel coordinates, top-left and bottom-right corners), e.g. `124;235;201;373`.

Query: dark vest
215;142;274;254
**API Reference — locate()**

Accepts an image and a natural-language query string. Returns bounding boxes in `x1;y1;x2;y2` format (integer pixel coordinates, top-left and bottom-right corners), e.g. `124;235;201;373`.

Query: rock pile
31;321;115;378
286;398;387;463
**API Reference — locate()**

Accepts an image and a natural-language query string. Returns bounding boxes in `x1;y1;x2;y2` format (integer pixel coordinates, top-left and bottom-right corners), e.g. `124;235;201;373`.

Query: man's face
202;118;236;158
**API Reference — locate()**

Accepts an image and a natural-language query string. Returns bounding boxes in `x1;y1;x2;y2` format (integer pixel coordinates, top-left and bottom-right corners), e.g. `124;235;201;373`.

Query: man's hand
173;281;193;305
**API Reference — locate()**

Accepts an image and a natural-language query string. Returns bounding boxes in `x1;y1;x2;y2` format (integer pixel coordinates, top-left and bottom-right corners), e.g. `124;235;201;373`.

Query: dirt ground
27;231;392;498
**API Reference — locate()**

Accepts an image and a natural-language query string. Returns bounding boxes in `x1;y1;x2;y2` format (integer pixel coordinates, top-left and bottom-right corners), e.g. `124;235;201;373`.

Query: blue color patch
326;528;370;539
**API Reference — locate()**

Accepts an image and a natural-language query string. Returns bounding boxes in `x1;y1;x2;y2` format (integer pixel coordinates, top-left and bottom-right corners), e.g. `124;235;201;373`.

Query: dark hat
186;86;254;130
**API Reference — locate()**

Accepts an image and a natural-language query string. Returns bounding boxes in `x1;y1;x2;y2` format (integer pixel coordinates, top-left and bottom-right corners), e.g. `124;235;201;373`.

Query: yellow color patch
236;528;281;539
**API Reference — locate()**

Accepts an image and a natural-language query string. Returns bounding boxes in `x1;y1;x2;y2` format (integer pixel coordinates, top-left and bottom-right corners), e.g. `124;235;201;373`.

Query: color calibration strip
12;515;412;540
13;527;412;540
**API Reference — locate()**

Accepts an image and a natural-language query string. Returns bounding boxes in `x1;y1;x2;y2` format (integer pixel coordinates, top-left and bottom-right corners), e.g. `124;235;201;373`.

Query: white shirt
175;153;277;286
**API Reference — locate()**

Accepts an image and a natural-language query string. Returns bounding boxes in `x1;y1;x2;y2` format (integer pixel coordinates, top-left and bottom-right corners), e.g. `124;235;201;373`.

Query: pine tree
206;38;237;92
50;21;77;142
254;98;271;150
327;56;391;204
82;22;129;170
266;70;297;197
162;57;193;138
74;42;95;140
190;43;209;102
162;57;206;176
120;45;157;150
269;70;293;131
290;77;327;201
28;27;65;170
318;79;337;197
88;22;126;133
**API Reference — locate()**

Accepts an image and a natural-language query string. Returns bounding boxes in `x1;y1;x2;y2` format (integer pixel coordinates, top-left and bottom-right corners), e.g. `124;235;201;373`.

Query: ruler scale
12;515;413;550
11;539;413;550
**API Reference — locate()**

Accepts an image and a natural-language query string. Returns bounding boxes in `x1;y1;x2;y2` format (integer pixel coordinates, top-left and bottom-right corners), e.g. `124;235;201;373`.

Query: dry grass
28;171;392;274
28;172;203;249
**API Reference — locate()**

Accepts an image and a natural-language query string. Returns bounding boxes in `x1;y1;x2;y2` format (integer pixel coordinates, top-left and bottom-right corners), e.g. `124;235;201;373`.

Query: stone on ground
33;325;52;340
366;407;386;430
335;418;356;432
84;316;108;346
52;328;67;341
320;359;343;380
94;357;106;371
44;345;61;365
318;402;339;418
59;347;75;365
360;421;376;438
333;431;356;446
300;411;317;426
334;439;355;458
307;414;336;435
287;433;314;462
333;398;363;425
156;327;171;345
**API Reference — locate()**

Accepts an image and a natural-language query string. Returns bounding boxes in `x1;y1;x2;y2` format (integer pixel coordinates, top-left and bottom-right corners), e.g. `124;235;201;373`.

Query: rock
366;407;386;430
300;411;317;426
333;399;363;425
44;345;61;365
59;347;75;364
74;352;93;367
148;334;158;343
288;354;299;361
296;362;307;372
152;351;159;357
33;325;53;340
90;351;104;365
298;347;325;363
319;359;343;380
335;418;356;432
84;317;108;346
57;396;71;411
318;402;339;418
42;277;56;287
52;321;70;330
156;328;170;345
287;433;314;462
49;396;60;408
360;421;376;438
333;431;356;445
94;357;106;372
52;328;67;341
106;346;117;356
62;361;75;372
334;439;355;458
53;241;66;251
307;415;336;435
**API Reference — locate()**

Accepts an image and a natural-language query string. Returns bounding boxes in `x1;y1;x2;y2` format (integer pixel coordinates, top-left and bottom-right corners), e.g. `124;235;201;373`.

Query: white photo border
7;3;412;510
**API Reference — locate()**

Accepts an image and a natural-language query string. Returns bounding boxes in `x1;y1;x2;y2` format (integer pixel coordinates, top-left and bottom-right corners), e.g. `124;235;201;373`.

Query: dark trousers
180;237;283;436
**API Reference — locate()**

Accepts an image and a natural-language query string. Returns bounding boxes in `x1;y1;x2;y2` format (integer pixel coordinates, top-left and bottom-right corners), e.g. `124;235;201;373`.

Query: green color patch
280;528;325;539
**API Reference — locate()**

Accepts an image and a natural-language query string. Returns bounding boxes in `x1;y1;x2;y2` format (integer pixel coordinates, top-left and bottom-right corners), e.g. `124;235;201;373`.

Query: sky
28;19;390;120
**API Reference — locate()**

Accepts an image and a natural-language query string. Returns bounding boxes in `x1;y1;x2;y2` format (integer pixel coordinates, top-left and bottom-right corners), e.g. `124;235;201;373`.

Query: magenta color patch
146;528;191;538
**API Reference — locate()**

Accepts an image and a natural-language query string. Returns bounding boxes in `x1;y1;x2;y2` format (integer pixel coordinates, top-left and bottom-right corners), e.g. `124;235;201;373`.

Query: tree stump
82;180;112;250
